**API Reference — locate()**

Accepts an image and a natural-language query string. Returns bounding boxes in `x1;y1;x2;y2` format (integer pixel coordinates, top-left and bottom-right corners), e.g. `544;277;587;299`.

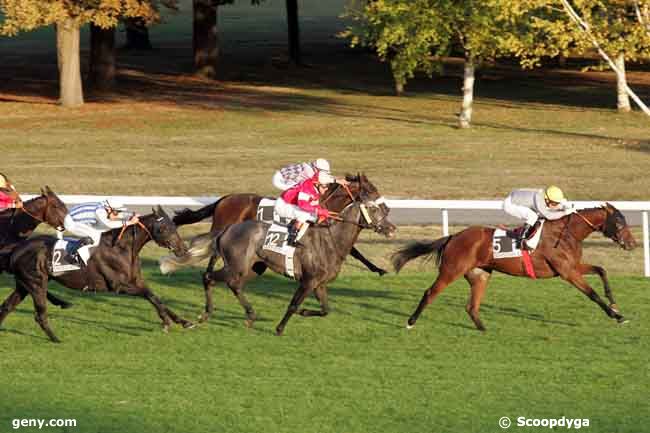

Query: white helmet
313;158;331;173
317;171;335;185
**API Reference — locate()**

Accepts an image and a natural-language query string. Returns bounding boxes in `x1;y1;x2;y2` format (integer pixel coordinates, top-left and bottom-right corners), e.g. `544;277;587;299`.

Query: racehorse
391;203;637;331
162;174;396;335
0;206;191;342
172;177;388;276
0;186;68;254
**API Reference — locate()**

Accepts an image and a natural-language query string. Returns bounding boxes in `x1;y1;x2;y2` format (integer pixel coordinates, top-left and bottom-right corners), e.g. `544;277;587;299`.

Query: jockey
274;170;336;246
503;186;575;247
0;173;22;211
63;200;140;264
272;158;348;191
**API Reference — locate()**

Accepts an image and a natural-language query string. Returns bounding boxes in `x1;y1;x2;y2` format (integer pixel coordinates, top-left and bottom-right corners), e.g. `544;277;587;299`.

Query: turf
1;241;648;433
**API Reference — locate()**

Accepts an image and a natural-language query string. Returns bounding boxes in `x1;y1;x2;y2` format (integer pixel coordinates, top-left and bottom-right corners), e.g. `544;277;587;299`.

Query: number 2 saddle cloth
257;198;296;279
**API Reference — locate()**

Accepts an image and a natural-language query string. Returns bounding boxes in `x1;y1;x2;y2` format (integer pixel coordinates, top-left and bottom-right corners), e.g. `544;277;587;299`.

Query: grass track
1;244;648;433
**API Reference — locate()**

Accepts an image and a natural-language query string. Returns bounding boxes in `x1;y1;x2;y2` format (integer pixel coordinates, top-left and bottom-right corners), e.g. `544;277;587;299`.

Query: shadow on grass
2;43;650;152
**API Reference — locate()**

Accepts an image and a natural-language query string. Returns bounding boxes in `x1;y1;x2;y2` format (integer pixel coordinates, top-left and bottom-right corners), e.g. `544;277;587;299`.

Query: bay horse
0;206;191;342
162;175;396;335
172;177;387;276
0;186;68;254
392;203;637;331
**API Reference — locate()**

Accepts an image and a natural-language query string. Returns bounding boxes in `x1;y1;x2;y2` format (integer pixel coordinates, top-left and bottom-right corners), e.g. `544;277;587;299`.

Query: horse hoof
406;323;415;330
197;313;209;323
50;337;62;344
610;304;621;314
617;317;629;324
244;319;255;328
162;325;170;333
183;322;196;329
60;303;73;310
275;328;284;336
377;269;388;277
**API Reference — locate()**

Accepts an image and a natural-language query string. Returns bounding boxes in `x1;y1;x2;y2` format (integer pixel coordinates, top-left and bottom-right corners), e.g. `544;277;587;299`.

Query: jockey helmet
313;158;331;173
0;174;7;189
544;185;566;203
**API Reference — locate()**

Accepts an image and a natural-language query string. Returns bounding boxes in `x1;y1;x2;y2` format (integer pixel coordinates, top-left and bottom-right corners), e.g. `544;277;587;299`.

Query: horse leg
47;292;73;309
350;246;386;276
0;285;28;327
200;266;227;323
298;285;329;317
463;268;492;331
135;287;174;332
563;271;625;323
578;264;619;313
31;285;61;343
407;267;463;329
276;284;312;336
226;277;257;328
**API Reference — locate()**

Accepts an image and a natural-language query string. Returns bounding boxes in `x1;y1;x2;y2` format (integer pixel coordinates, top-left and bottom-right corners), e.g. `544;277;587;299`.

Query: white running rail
22;195;650;277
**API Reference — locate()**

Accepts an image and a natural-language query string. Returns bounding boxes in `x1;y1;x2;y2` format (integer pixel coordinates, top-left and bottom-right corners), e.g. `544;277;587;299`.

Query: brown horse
392;204;637;331
172;178;387;276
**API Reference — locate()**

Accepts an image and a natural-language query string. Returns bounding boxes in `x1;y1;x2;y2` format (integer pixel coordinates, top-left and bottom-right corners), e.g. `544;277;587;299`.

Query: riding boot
71;237;93;266
287;220;300;246
517;223;533;249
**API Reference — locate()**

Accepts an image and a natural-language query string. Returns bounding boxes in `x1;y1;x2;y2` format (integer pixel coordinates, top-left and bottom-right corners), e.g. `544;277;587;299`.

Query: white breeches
272;172;296;191
64;215;104;246
274;198;316;224
503;196;538;226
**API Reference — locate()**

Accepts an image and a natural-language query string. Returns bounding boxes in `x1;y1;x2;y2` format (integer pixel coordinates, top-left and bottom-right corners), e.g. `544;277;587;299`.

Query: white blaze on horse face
360;204;373;224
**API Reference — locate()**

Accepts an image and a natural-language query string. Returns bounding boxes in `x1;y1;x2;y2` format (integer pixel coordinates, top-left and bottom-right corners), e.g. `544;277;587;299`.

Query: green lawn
1;243;648;433
2;1;650;431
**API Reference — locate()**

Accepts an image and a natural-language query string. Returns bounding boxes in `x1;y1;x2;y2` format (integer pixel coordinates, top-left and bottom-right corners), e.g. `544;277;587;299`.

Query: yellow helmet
544;185;566;203
0;175;6;189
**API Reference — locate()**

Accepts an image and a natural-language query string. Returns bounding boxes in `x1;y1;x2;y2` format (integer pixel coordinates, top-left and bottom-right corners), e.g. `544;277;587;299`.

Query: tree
506;0;650;115
0;1;162;107
342;0;519;128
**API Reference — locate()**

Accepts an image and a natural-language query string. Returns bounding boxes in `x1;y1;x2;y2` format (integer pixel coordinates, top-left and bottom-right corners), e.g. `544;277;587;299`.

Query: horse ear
157;205;169;219
604;202;614;213
40;187;46;195
152;207;158;216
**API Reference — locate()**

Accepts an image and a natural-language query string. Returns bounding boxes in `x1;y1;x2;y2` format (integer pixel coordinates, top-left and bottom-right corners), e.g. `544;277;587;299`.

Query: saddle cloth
261;223;296;279
492;221;544;259
256;198;291;226
51;238;85;275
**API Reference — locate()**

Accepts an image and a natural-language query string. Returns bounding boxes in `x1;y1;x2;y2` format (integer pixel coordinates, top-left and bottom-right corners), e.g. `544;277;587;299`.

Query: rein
117;221;153;243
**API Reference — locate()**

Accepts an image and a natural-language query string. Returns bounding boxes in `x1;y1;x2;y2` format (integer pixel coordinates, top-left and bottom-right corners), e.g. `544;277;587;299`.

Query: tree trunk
193;0;218;78
89;24;116;91
459;55;475;129
286;0;301;64
615;52;631;113
395;81;404;96
124;18;152;50
56;18;84;107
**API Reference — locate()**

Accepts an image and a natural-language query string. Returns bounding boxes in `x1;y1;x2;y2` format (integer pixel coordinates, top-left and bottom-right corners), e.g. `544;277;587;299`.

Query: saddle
51;238;96;275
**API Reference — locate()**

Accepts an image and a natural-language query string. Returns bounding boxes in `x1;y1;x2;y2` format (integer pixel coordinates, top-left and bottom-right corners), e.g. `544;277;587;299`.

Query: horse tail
173;196;226;227
159;231;222;275
391;235;452;273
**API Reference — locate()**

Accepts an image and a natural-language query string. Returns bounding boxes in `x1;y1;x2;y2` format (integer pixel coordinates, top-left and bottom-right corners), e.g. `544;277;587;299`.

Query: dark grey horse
161;175;396;335
0;206;191;342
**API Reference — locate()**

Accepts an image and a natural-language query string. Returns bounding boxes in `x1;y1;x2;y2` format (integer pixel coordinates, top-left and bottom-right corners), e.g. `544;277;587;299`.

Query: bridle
573;207;626;246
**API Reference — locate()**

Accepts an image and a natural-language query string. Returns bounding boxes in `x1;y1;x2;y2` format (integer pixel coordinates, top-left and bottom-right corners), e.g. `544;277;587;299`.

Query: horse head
344;173;396;238
601;203;637;251
36;186;67;231
149;205;188;257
